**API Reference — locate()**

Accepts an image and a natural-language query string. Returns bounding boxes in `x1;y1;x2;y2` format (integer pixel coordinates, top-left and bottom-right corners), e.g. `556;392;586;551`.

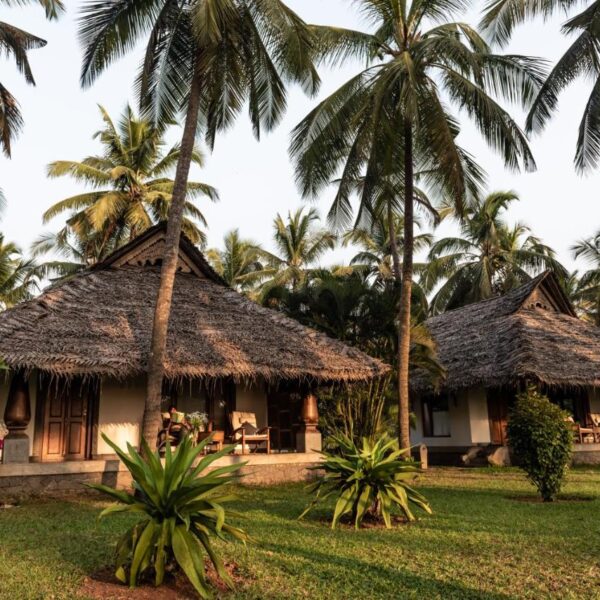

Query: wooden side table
198;430;225;453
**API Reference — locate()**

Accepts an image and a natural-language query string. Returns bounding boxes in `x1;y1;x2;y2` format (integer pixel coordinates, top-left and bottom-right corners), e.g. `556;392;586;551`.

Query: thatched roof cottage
411;272;600;465
0;224;388;470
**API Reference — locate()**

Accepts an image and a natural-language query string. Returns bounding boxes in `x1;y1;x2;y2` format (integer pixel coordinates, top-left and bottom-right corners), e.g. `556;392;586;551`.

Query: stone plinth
296;429;322;454
2;433;30;464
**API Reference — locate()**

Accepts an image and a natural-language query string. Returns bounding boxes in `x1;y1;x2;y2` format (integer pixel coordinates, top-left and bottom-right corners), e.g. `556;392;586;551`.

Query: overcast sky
1;0;599;273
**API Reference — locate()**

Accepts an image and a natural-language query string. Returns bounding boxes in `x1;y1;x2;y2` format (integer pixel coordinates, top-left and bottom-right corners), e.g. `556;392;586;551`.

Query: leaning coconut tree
78;0;320;450
291;0;544;449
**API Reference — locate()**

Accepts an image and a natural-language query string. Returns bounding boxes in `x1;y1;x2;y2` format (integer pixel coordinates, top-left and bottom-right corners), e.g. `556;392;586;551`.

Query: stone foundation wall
0;460;321;501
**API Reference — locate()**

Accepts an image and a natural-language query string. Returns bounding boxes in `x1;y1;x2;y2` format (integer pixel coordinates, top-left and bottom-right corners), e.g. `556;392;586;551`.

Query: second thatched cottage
411;272;600;465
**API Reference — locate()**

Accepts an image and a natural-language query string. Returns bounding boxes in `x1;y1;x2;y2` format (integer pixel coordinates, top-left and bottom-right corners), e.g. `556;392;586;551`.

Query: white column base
296;429;322;454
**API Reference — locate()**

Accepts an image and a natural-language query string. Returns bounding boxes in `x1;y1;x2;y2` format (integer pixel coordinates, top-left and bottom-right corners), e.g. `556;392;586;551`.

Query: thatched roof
412;272;600;392
0;224;388;382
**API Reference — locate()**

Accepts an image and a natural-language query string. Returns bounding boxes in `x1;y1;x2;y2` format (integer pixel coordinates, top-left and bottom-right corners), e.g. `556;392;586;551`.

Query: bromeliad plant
88;434;248;598
300;434;431;529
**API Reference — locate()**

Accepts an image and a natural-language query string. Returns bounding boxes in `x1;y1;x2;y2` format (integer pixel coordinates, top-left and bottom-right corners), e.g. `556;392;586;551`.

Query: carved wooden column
296;392;322;454
2;370;31;463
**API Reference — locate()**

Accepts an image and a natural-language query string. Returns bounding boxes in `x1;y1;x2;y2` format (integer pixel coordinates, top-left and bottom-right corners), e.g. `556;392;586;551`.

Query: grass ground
1;467;599;599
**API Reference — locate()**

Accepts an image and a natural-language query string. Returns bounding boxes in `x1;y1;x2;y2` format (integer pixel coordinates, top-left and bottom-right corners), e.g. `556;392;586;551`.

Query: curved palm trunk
398;120;414;452
141;59;202;452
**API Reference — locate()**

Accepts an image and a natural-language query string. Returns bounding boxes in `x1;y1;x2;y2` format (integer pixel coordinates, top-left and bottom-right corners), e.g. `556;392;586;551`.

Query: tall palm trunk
141;57;202;452
397;120;414;451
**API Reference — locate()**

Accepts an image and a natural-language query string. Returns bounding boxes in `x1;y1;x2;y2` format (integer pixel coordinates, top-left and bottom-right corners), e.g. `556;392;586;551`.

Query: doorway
41;380;95;461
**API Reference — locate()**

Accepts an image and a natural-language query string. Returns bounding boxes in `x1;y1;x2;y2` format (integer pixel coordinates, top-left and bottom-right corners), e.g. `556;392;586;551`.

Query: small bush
507;387;573;502
300;434;432;528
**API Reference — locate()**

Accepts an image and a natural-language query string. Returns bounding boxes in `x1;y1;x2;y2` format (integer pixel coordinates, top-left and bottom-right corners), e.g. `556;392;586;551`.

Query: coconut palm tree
291;0;543;448
258;207;336;292
423;191;567;313
78;0;320;449
344;213;433;285
44;105;216;254
481;0;600;172
0;0;62;157
0;234;38;309
572;231;600;324
206;230;266;292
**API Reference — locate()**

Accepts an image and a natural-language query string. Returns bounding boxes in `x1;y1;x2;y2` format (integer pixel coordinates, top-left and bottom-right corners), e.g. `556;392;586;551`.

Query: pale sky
1;0;599;273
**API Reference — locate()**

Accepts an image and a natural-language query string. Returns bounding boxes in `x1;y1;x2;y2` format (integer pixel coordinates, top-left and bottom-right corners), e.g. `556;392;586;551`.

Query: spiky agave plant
88;434;248;598
300;434;431;529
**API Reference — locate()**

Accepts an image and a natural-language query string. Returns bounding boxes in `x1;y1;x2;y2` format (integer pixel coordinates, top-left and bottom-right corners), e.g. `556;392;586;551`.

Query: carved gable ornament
110;231;205;277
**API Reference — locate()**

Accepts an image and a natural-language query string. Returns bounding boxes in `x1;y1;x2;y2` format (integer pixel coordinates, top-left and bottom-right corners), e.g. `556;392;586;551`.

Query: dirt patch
78;561;247;599
507;494;595;504
317;513;412;529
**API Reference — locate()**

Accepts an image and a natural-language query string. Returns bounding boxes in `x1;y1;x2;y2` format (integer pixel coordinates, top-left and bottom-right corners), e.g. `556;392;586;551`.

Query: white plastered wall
97;378;146;455
412;387;491;447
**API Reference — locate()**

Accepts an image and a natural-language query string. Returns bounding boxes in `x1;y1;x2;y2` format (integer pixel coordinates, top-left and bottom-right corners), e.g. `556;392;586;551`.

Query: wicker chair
229;411;271;454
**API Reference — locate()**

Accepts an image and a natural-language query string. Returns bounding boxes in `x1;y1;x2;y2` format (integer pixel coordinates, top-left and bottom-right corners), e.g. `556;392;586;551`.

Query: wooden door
42;382;90;461
487;389;510;446
267;390;302;451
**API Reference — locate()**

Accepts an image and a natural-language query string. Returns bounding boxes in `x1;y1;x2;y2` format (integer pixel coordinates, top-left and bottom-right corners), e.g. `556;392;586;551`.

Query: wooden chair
158;411;190;451
229;411;271;455
588;413;600;443
567;416;595;444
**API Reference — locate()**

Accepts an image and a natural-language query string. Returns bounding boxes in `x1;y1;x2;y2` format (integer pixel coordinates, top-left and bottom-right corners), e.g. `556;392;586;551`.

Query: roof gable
95;223;226;284
518;271;576;317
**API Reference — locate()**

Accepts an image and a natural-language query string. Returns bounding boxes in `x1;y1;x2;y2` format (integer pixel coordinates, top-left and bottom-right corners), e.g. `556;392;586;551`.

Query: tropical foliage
300;434;432;529
0;0;62;157
572;231;600;325
422;192;567;314
507;387;573;502
481;0;600;171
40;105;216;273
291;0;543;449
0;233;38;308
258;207;336;292
206;230;266;292
87;434;248;599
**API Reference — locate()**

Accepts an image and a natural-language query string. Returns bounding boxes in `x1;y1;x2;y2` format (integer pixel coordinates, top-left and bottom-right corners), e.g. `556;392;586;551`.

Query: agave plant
88;434;248;598
300;434;431;529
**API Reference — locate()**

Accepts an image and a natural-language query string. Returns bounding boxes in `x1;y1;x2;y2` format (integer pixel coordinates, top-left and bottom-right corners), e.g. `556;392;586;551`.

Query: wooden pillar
296;392;322;454
2;370;31;463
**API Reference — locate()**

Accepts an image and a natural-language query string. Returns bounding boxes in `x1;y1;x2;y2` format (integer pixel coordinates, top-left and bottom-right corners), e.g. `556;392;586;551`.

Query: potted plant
187;411;209;446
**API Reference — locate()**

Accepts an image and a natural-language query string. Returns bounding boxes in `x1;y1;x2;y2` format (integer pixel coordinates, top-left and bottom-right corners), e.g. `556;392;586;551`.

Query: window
422;394;451;437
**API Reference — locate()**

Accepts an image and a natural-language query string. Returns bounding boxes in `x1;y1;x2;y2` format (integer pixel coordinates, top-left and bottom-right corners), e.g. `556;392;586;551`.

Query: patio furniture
568;416;595;444
198;430;225;453
588;413;600;443
158;411;191;451
229;411;271;454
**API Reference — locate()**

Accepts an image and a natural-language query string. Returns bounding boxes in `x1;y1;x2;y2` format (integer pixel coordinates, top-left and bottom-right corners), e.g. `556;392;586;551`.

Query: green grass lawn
1;467;600;599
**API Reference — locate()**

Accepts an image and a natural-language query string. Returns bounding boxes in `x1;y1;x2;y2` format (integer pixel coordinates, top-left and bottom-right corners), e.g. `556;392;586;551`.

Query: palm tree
344;212;432;285
0;0;62;157
572;232;600;324
44;105;217;257
481;0;600;171
259;207;336;292
0;234;38;309
291;0;542;449
79;0;320;448
423;191;567;313
206;230;266;292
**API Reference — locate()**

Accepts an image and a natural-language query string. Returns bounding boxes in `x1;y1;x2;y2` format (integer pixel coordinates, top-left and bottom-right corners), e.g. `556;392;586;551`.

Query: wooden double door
41;381;96;461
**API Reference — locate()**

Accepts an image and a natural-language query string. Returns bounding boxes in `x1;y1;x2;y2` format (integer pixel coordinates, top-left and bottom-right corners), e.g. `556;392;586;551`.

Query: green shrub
300;434;432;529
507;387;573;502
87;434;248;598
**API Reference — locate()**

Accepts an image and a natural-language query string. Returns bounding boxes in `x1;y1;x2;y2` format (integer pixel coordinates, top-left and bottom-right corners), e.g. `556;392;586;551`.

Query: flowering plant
187;411;209;434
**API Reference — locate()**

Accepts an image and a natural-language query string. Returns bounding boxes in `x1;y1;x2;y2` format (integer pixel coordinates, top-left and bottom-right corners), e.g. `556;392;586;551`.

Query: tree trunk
141;57;203;452
397;120;414;452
